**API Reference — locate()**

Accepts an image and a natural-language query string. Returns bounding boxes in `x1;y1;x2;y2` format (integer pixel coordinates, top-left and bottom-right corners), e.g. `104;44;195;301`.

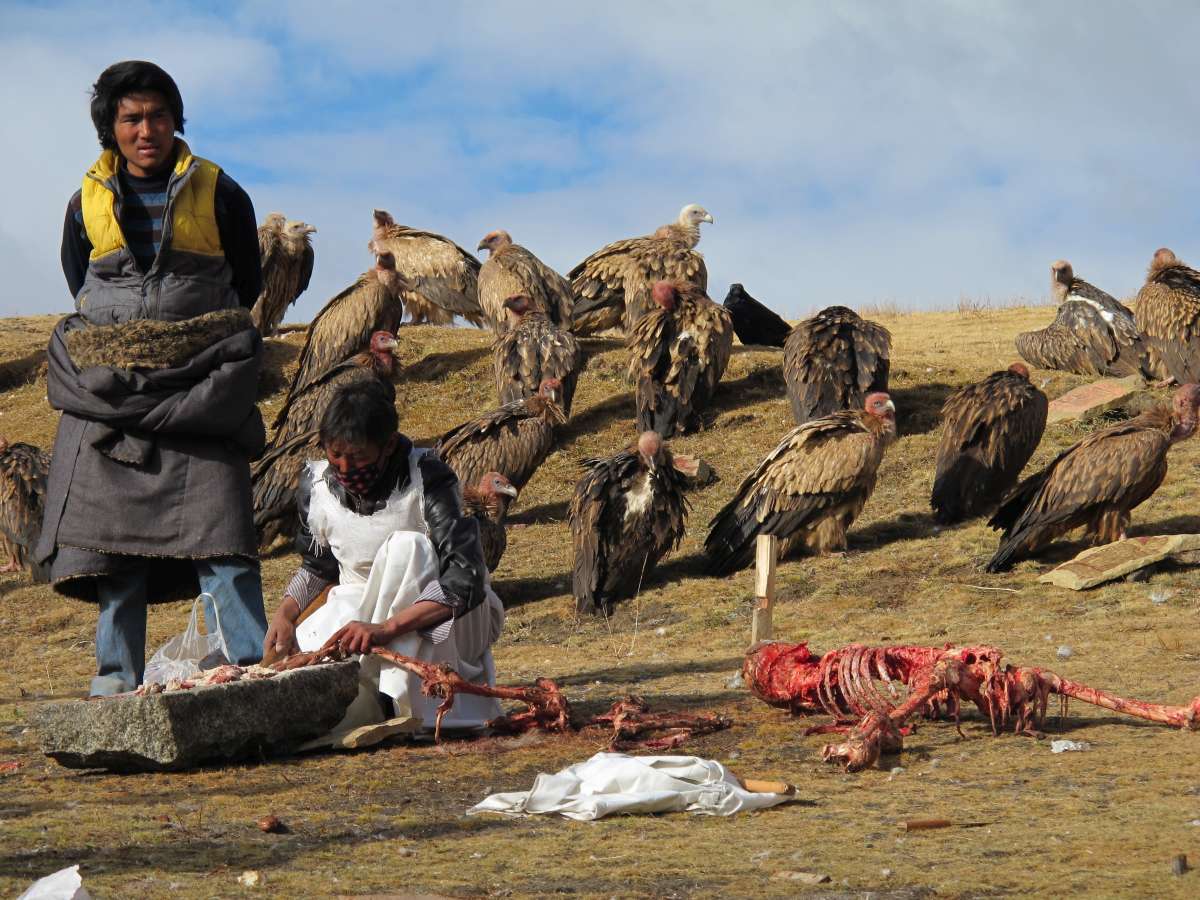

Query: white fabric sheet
468;752;795;820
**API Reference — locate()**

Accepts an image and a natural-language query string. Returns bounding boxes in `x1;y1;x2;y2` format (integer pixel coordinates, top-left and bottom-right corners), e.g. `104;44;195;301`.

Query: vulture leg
0;536;21;573
808;517;847;555
1087;509;1129;545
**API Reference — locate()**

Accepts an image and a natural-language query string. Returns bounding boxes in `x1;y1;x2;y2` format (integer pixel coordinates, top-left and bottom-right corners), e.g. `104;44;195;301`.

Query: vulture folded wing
251;428;320;536
374;226;483;321
499;247;576;326
0;445;50;560
289;275;392;396
570;457;620;608
853;319;892;394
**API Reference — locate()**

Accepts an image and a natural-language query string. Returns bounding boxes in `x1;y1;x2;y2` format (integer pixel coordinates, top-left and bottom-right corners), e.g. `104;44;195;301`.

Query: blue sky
4;1;1200;321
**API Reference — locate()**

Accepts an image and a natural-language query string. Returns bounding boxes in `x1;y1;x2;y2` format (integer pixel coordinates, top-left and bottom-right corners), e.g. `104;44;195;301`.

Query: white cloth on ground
468;752;796;820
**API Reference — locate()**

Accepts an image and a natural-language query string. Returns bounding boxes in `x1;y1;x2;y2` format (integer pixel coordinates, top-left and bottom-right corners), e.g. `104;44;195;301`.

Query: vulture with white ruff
705;393;897;575
570;204;712;335
570;431;689;615
783;306;891;425
1134;248;1200;384
251;212;316;336
986;383;1200;572
930;363;1047;525
0;437;50;577
370;209;483;326
493;295;585;415
477;230;575;331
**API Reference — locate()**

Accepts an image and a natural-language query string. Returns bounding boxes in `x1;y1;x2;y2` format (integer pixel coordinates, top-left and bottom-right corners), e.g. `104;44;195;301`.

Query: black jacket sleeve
214;172;262;309
419;453;488;618
61;190;90;299
294;466;340;582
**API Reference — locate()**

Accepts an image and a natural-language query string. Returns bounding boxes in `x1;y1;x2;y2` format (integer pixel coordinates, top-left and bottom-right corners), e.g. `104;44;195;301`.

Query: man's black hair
90;61;186;151
319;381;399;449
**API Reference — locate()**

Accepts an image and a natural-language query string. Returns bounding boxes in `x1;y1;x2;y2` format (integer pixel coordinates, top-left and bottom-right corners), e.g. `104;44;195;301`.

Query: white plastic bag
143;593;231;685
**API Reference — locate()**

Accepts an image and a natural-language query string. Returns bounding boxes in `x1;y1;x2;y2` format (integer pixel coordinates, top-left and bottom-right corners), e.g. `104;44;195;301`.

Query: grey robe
35;308;265;602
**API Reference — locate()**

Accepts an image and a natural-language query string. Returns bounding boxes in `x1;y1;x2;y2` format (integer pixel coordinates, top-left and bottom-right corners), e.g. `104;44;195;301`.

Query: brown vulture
287;252;407;405
370;209;484;326
722;283;791;348
930;363;1048;525
477;230;575;331
493;295;585;415
251;212;316;336
570;204;712;335
253;332;400;545
462;471;519;573
570;431;689;615
0;436;50;578
1015;260;1147;378
435;378;566;492
783;306;891;425
1134;248;1200;384
985;383;1200;572
627;280;733;438
704;393;897;575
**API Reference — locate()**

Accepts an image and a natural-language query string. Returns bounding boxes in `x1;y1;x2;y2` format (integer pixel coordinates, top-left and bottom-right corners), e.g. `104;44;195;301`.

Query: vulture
930;363;1048;525
1015;260;1147;378
435;378;566;492
570;204;712;335
477;230;575;331
985;383;1200;572
1134;248;1200;384
287;252;407;404
704;392;898;576
251;212;316;336
0;436;50;577
783;306;891;425
723;283;791;348
370;209;484;326
493;294;585;415
570;431;689;615
627;280;734;438
462;471;519;573
253;332;400;546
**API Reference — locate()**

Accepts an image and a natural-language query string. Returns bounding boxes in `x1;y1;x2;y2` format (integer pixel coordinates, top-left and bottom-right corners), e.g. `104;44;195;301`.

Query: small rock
654;627;667;637
881;868;893;878
237;870;262;887
726;673;744;689
1057;646;1073;660
726;750;741;760
890;766;905;775
1150;589;1174;605
773;871;830;885
1044;634;1053;642
257;814;286;834
396;846;417;857
1188;819;1200;827
1050;739;1090;753
1172;854;1188;876
751;850;771;862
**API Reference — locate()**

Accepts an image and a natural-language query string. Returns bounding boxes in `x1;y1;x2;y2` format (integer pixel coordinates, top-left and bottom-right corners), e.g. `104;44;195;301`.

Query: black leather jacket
294;436;488;618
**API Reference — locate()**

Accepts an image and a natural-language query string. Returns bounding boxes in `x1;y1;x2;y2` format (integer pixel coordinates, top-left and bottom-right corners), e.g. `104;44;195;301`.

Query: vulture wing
493;316;584;414
705;412;884;574
1017;288;1146;377
1136;263;1200;383
480;245;575;330
463;489;507;572
436;400;559;489
783;307;892;425
251;224;285;333
251;427;321;543
931;371;1047;523
297;240;315;298
0;442;51;574
722;283;791;348
373;223;483;324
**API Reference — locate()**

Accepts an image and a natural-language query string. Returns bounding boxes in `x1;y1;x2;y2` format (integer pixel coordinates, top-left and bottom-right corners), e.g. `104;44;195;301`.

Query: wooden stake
751;534;778;645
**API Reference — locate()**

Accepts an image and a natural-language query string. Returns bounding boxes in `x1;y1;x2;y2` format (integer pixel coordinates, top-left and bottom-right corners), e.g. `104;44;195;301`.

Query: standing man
38;60;269;695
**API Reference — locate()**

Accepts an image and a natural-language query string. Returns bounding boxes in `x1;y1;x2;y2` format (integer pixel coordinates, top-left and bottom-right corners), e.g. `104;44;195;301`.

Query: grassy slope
2;307;1200;898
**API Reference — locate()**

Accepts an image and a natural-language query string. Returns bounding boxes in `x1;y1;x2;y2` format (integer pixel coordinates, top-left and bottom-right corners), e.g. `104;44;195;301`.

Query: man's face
323;434;398;475
113;91;176;177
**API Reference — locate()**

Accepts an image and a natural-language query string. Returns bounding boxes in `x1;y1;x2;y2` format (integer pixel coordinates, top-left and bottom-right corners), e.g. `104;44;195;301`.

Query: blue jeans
90;557;268;696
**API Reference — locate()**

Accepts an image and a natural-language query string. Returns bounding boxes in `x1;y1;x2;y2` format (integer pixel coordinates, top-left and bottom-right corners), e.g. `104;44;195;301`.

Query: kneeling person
266;380;504;730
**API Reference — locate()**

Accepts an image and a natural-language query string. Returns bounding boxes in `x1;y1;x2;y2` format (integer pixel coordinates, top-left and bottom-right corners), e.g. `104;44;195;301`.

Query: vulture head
651;281;678;311
1007;362;1031;379
1150;247;1180;278
262;211;286;231
368;331;399;373
283;219;317;244
1050;260;1074;301
477;230;513;255
503;294;531;322
636;430;665;469
372;209;396;242
678;204;715;227
864;391;897;439
1170;383;1200;442
538;377;563;406
478;471;519;501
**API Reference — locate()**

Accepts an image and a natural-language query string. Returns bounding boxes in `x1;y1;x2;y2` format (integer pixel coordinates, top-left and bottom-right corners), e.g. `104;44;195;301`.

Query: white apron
296;451;505;729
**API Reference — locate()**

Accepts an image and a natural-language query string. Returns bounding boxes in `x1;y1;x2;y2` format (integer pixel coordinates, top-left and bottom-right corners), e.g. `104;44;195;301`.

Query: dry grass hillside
3;305;1200;898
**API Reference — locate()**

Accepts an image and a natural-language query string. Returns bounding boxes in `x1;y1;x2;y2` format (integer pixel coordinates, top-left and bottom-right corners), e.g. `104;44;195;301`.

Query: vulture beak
496;483;519;499
885;399;896;414
476;239;489;253
703;212;714;224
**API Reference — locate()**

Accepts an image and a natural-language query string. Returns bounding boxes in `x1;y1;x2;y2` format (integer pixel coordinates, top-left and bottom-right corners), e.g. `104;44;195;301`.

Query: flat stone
1046;374;1145;424
1038;534;1200;590
672;453;717;485
31;661;360;772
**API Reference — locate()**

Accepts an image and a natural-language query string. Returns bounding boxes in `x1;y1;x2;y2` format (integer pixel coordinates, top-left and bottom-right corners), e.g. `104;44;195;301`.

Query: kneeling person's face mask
323;435;398;495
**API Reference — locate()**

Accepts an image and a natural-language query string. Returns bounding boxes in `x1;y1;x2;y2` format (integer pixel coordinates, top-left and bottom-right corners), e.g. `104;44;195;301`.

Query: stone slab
1046;374;1145;424
1038;534;1200;590
672;453;717;486
31;660;360;772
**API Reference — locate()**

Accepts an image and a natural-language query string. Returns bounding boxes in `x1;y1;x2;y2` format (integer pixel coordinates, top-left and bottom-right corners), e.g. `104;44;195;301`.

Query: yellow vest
81;139;224;262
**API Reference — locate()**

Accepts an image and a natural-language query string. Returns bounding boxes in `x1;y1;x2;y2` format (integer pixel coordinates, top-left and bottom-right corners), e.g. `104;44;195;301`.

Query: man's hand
264;616;298;659
328;620;397;655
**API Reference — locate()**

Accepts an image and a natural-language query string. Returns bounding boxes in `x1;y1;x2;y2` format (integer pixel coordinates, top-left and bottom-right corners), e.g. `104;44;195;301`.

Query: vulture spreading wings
985;384;1200;572
493;295;585;415
570;204;712;335
723;283;791;348
627;280;733;438
1134;248;1200;384
371;210;484;326
783;306;891;426
435;378;566;492
570;432;689;615
251;212;316;336
0;437;50;577
930;363;1048;525
286;254;407;406
704;393;897;576
477;230;575;332
1015;260;1147;378
253;332;400;546
462;472;519;573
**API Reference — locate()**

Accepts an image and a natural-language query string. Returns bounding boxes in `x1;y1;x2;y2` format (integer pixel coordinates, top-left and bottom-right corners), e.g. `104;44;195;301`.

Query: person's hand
264;616;298;658
328;620;396;655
